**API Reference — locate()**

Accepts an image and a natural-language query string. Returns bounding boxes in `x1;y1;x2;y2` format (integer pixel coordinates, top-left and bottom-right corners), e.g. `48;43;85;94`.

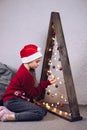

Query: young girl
0;44;56;122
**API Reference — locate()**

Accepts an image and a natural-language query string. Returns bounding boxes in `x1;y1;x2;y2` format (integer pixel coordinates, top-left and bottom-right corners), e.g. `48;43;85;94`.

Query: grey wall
0;0;87;104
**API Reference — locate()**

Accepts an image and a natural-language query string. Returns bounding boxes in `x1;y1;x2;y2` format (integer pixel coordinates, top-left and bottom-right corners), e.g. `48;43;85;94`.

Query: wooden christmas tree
40;12;82;121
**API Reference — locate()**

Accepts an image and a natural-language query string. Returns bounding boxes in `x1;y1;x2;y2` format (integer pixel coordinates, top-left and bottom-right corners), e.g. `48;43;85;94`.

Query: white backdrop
0;0;87;104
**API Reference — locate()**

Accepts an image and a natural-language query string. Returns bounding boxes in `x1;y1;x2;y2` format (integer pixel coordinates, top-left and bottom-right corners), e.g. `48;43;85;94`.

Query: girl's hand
49;77;56;84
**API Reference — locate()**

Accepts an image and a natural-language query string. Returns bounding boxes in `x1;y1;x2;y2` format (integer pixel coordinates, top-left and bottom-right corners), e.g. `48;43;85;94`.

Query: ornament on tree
47;91;50;95
55;84;58;88
47;70;52;75
52;31;56;36
52;65;55;69
58;67;63;71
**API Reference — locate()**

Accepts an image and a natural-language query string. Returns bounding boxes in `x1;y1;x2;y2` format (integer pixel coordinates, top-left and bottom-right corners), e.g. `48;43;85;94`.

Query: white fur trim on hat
21;51;42;63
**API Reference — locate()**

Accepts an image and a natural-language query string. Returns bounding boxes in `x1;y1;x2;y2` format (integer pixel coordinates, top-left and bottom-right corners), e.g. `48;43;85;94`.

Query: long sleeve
16;64;51;99
22;76;50;99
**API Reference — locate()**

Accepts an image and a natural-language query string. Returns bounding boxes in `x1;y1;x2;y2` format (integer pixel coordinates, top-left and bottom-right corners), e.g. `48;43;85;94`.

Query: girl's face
29;57;42;69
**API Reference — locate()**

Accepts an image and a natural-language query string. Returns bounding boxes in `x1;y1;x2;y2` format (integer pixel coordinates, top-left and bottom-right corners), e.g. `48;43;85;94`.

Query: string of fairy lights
42;23;71;116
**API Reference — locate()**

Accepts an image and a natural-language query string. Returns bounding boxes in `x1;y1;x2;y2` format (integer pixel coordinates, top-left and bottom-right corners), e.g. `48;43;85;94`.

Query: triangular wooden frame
40;12;82;121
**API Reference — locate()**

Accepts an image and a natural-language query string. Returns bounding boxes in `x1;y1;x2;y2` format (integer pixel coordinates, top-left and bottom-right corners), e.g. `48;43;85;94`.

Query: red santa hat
20;44;42;63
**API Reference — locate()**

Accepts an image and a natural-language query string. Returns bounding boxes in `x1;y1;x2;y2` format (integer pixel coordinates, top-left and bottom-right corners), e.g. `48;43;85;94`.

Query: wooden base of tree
39;12;82;121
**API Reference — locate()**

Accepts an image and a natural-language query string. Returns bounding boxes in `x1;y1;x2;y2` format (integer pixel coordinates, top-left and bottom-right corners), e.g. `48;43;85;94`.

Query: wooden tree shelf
40;12;82;121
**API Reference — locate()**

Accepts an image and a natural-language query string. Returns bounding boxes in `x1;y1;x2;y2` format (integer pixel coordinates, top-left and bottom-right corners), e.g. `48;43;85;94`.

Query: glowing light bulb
61;95;64;99
52;37;55;41
52;108;57;112
49;60;51;63
56;69;58;71
48;62;53;66
46;103;49;107
55;93;58;96
57;64;60;68
51;104;54;106
54;57;57;60
65;112;68;116
54;52;57;55
57;102;60;105
51;94;54;97
43;102;45;105
47;105;50;109
48;89;51;92
49;48;52;51
69;113;72;116
57;77;60;80
64;99;67;102
59;110;62;115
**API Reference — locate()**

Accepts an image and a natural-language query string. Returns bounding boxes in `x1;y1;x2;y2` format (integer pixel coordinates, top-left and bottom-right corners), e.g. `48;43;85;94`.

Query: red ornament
52;31;56;36
57;47;59;50
59;67;63;71
52;65;55;69
59;103;64;107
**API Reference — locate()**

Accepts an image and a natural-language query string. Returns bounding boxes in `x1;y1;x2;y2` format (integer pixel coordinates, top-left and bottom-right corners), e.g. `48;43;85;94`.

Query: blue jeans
3;98;47;121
